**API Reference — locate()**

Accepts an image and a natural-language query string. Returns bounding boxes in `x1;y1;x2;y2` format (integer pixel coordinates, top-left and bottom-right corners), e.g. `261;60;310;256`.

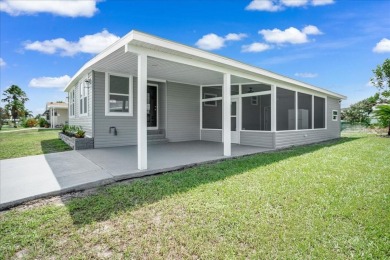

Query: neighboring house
43;102;69;128
64;30;346;170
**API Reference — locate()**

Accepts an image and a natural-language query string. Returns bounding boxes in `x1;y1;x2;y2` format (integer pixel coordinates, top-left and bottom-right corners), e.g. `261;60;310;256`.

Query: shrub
21;118;38;128
62;124;69;134
38;118;48;127
62;125;85;138
75;129;86;138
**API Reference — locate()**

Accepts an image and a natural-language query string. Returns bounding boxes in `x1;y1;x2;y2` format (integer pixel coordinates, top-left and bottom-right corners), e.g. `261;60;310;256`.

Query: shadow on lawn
40;138;72;154
65;136;360;226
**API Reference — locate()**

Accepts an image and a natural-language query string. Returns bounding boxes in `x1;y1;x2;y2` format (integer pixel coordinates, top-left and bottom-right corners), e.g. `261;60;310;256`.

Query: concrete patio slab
1;141;272;210
78;141;272;180
0;151;113;209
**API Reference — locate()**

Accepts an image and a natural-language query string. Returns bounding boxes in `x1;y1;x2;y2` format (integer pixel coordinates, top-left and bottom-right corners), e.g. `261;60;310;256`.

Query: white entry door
231;98;239;144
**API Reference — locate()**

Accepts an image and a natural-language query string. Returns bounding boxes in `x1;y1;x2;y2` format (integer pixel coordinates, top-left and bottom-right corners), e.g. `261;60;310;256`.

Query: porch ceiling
90;46;254;86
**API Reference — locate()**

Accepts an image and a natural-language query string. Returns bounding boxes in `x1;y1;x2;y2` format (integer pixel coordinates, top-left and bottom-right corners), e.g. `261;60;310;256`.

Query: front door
147;85;158;129
231;98;239;144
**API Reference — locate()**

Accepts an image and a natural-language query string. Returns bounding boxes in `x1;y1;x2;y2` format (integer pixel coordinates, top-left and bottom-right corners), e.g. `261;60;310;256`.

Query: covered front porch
85;31;278;170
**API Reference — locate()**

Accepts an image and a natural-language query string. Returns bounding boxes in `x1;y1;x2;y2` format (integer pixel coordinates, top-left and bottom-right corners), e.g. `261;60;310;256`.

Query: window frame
332;110;338;121
203;93;218;107
105;72;133;117
69;87;75;118
79;80;88;117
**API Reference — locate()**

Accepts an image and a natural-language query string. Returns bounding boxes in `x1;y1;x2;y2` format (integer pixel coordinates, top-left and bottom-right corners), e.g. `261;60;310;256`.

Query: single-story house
64;30;346;170
43;102;69;128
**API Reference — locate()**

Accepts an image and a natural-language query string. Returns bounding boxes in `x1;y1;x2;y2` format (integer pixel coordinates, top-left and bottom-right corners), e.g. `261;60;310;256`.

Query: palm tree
373;104;390;135
1;85;29;127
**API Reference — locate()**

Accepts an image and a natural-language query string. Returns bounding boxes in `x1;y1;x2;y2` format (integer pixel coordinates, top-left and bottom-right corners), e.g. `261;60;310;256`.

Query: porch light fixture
84;79;92;88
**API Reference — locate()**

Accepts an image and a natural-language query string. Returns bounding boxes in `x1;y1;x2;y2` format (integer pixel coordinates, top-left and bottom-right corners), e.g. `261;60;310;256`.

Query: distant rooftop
46;102;68;109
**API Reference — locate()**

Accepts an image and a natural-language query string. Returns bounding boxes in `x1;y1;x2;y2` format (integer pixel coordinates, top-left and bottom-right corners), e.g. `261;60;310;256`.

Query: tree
1;85;29;127
372;104;390;135
341;94;380;125
371;58;390;99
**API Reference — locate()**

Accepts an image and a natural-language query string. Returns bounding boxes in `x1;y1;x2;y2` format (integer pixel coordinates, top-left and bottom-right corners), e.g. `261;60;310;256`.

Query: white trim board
64;30;346;101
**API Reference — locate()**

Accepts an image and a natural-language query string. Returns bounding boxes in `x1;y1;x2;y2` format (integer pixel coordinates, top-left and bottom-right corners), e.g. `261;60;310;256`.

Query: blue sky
1;0;389;115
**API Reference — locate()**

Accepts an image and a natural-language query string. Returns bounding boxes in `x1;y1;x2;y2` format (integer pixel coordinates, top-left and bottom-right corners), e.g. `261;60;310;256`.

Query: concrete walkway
0;141;272;210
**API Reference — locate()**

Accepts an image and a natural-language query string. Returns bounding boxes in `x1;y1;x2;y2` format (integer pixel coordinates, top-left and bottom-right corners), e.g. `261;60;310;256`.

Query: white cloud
373;38;390;53
281;0;308;7
245;0;282;12
24;30;120;56
195;34;225;50
245;0;334;12
0;0;98;17
29;75;71;89
0;57;5;67
242;42;271;52
302;25;323;35
259;25;322;44
225;33;248;41
311;0;335;6
195;32;247;50
294;72;318;78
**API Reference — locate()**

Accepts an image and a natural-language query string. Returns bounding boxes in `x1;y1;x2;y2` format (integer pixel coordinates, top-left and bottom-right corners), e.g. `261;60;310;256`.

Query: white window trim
199;83;329;133
332;110;338;121
203;93;218;107
79;80;88;117
105;72;134;117
69;87;75;118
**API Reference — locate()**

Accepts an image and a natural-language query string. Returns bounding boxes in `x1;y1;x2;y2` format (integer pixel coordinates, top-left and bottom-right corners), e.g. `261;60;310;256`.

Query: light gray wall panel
68;72;93;137
93;72;137;148
201;129;222;142
240;131;274;148
275;97;341;148
166;81;200;142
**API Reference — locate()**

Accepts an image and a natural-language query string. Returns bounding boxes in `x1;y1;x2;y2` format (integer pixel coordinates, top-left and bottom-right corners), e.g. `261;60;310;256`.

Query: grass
0;129;71;159
0;134;389;259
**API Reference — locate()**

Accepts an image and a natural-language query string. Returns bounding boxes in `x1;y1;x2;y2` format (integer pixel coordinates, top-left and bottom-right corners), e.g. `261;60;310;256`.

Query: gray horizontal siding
275;97;341;148
93;71;137;148
166;81;200;142
240;131;274;148
201;129;222;142
68;72;93;137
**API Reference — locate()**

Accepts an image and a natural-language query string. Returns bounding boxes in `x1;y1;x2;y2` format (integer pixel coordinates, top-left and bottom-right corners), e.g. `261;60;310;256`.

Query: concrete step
148;138;169;145
147;129;165;135
147;133;166;140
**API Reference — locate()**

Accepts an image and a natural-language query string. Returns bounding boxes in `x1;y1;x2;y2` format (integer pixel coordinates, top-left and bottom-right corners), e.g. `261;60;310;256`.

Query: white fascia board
129;31;346;99
64;29;346;100
64;31;136;92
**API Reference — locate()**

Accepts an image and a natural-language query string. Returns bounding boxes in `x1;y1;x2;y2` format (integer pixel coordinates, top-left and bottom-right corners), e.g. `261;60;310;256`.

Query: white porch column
223;73;231;156
271;85;277;132
51;108;54;128
137;53;148;170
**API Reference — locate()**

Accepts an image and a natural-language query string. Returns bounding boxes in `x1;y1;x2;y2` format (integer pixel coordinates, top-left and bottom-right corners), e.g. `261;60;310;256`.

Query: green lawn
0;129;71;159
0;134;389;259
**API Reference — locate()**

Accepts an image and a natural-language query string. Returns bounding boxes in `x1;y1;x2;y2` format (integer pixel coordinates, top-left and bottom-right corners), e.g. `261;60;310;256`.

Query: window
202;100;222;129
314;96;326;128
79;82;88;116
69;88;75;117
203;93;217;107
332;110;338;121
203;86;222;98
231;85;239;95
277;88;296;131
298;93;312;129
202;86;222;129
106;73;133;116
251;96;258;105
242;94;271;131
242;83;271;94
